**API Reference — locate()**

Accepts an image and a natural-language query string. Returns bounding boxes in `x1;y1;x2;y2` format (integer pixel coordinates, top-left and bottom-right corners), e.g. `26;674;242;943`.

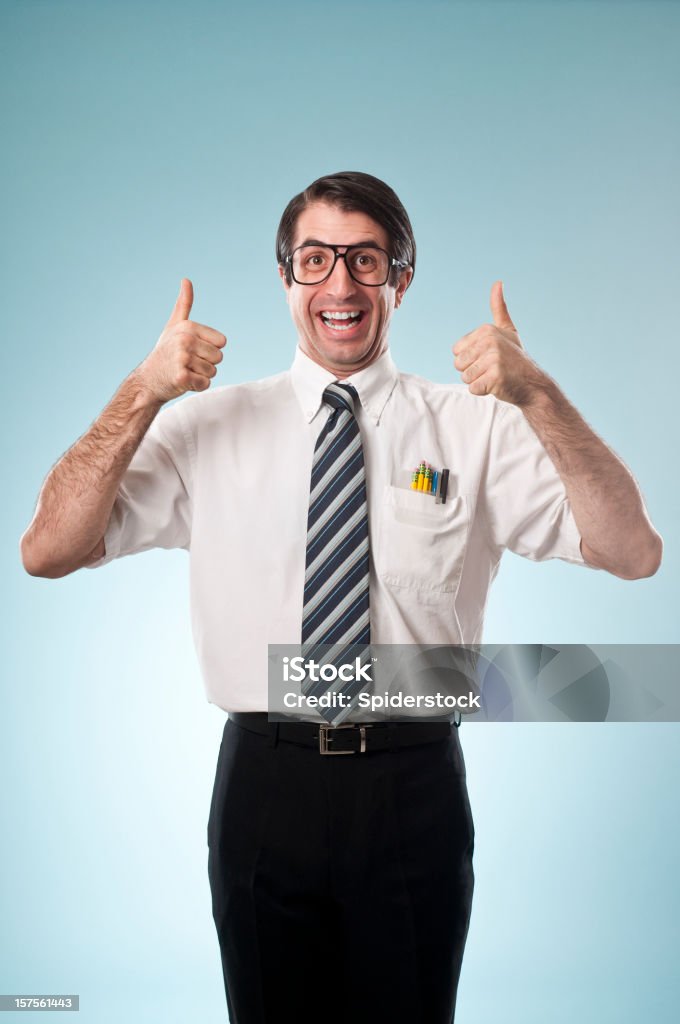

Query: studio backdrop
2;2;678;1023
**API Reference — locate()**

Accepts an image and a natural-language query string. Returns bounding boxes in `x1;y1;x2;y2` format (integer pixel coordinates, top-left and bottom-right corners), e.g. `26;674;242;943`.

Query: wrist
517;371;560;413
124;368;166;414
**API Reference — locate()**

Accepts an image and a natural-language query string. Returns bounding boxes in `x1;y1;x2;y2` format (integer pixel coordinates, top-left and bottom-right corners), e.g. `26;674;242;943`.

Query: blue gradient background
2;1;678;1021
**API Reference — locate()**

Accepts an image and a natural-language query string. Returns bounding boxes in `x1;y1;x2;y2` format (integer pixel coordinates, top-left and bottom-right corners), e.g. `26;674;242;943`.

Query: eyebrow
297;237;383;249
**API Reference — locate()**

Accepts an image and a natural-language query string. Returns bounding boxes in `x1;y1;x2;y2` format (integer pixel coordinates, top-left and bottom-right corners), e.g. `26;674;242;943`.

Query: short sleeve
481;401;594;567
85;400;193;569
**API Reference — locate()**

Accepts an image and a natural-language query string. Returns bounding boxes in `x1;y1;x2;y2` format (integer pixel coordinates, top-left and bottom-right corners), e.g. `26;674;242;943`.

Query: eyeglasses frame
285;242;410;287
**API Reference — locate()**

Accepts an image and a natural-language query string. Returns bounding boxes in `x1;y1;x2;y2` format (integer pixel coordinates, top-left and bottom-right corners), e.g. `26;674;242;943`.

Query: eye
305;252;328;267
352;251;378;269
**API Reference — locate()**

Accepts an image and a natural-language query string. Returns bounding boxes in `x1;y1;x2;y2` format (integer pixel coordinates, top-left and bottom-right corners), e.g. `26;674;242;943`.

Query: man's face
279;201;412;377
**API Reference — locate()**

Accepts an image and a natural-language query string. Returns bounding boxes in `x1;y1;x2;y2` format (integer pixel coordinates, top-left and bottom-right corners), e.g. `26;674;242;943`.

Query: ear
278;263;290;295
394;267;413;309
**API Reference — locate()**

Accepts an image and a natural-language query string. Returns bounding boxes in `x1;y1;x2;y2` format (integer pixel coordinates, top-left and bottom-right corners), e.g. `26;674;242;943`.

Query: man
20;171;662;1024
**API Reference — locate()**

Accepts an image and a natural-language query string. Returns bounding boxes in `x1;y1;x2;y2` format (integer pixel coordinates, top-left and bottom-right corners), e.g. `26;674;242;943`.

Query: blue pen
432;470;439;495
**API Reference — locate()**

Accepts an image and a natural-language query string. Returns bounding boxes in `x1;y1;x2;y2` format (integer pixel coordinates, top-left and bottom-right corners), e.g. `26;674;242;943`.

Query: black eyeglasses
285;243;410;287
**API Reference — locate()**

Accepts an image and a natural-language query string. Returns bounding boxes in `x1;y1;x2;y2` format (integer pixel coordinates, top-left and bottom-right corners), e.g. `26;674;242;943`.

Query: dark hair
276;171;416;289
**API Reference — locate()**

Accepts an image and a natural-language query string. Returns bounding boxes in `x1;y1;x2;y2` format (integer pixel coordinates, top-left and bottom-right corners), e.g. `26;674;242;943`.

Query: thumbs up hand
136;279;227;403
452;282;548;406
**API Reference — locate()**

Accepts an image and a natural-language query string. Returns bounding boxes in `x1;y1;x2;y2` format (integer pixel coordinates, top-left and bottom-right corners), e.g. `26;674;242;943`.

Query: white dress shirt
87;346;593;711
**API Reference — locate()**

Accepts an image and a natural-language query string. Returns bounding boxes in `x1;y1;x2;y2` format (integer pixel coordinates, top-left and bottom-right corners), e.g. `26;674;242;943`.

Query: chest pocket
377;484;471;602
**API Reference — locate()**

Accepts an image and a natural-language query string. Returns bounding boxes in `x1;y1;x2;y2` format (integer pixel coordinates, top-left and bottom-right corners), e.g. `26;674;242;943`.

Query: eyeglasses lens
292;246;389;285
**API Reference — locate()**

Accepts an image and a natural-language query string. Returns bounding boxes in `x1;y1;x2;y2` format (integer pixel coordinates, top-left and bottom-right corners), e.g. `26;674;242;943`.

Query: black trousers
207;716;475;1024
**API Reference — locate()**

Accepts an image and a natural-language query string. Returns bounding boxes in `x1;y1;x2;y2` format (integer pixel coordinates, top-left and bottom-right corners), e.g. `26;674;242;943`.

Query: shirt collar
290;346;399;426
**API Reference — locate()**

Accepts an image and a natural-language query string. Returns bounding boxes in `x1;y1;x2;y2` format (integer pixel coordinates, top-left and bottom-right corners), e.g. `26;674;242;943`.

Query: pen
440;468;449;504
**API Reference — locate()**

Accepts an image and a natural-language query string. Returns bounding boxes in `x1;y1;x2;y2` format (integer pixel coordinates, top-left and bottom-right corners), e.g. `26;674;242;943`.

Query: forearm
520;379;662;579
20;370;164;578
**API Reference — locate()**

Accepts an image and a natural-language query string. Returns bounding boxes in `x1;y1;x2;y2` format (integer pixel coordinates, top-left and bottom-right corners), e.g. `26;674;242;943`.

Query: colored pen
440;468;449;504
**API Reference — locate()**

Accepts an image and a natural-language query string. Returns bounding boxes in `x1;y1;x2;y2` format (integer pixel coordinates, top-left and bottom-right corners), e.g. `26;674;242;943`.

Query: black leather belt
229;712;455;755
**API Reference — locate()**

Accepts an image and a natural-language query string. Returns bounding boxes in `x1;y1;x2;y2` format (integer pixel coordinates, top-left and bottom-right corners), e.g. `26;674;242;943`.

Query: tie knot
323;382;358;416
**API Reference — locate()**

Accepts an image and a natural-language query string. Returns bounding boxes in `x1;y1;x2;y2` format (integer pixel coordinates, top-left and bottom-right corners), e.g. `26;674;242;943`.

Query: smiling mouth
318;310;366;333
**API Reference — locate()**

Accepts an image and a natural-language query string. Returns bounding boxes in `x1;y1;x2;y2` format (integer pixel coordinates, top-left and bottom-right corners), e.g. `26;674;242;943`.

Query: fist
453;281;548;406
137;279;227;403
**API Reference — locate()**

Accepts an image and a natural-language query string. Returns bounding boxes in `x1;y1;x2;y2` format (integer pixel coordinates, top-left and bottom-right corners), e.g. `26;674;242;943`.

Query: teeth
321;310;362;320
324;320;358;331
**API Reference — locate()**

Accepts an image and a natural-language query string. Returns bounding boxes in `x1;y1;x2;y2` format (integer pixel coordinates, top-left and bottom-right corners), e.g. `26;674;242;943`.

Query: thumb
166;278;194;327
490;280;517;334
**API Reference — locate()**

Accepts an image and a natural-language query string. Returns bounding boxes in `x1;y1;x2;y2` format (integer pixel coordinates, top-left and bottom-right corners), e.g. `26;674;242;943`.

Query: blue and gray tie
301;382;372;724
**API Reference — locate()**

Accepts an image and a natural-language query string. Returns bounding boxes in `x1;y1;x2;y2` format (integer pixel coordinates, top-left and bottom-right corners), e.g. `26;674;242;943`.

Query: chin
328;349;372;370
302;325;383;374
320;336;379;363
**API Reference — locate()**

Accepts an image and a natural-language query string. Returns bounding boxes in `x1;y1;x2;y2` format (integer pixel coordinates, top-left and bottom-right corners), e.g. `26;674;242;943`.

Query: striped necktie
301;382;372;724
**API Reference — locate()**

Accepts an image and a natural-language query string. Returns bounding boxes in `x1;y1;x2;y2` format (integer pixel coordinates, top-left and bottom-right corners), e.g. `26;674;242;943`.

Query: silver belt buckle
318;722;370;755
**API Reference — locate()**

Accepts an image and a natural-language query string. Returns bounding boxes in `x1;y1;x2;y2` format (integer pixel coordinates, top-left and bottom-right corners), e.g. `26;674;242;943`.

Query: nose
325;252;359;297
